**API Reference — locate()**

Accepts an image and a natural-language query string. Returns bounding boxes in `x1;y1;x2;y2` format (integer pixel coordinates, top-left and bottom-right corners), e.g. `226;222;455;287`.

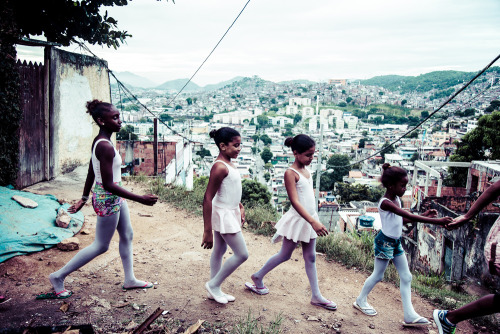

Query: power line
74;0;252;144
328;53;500;168
165;0;251;107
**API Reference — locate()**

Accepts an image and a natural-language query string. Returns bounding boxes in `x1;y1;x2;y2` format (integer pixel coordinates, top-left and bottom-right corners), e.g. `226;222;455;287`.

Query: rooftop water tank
359;215;375;228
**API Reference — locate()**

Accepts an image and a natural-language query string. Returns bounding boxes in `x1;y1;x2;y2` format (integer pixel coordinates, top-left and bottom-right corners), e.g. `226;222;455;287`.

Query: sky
16;0;500;86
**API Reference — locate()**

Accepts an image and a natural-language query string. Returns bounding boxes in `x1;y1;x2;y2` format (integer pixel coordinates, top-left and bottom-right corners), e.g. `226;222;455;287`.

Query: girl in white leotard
201;127;248;305
38;100;158;300
246;134;336;311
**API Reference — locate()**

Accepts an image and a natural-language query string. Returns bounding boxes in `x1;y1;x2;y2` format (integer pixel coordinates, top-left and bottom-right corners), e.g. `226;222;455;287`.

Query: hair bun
284;137;294;147
86;99;102;115
382;163;391;171
209;129;217;139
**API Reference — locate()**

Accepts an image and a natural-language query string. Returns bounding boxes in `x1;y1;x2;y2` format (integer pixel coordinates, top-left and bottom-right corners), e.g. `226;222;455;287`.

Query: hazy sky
17;0;500;86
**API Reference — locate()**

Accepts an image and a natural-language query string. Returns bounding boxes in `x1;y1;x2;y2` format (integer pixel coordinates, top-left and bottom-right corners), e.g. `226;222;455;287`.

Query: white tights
207;231;249;296
252;237;328;303
49;201;147;292
356;255;420;322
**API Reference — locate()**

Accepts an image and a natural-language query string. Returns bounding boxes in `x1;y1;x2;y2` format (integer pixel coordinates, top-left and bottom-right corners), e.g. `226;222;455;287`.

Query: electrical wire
74;0;252;144
327;53;500;168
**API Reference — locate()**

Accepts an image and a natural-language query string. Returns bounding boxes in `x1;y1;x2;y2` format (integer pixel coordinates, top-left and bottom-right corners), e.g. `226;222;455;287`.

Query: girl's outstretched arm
68;159;95;213
201;163;228;249
380;199;452;226
97;141;158;205
284;170;328;236
449;180;500;229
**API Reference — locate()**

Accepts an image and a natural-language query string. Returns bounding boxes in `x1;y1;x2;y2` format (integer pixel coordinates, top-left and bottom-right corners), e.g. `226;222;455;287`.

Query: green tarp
0;186;84;263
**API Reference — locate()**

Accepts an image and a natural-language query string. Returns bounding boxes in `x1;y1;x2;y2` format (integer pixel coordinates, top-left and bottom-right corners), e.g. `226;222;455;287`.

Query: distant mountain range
113;66;500;93
113;72;245;92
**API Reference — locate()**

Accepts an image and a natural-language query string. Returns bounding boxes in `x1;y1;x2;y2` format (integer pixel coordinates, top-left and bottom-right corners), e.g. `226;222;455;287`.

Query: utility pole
315;124;324;206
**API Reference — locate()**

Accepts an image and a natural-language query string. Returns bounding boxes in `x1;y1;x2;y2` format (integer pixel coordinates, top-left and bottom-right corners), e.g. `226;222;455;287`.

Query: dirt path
0;167;485;333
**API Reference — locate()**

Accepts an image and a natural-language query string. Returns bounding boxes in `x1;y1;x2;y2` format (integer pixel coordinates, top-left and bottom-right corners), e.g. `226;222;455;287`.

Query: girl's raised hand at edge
140;194;158;206
312;220;329;236
68;199;86;214
445;215;470;230
201;230;213;249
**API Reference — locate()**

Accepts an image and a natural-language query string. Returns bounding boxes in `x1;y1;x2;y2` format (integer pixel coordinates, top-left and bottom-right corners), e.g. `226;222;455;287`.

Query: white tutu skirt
272;209;318;243
211;204;242;234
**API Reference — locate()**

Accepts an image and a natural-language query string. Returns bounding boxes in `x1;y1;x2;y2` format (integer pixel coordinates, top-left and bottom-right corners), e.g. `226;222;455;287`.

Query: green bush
245;204;278;236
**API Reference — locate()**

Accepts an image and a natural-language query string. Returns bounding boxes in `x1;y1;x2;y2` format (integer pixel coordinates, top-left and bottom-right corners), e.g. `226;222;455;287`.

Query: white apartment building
289;97;311;106
309;115;318;132
302;106;315;118
467;119;478;133
345;115;358;130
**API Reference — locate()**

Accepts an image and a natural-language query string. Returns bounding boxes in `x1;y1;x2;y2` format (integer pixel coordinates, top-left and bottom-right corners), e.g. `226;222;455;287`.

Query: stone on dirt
57;237;80;251
56;207;71;228
12;195;38;208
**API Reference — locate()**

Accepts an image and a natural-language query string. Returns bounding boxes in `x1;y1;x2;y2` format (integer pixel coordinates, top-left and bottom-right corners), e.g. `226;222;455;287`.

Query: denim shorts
374;231;404;260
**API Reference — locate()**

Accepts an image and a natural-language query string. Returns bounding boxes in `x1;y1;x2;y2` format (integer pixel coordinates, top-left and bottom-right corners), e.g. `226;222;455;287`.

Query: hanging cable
327;53;500;168
74;0;252;144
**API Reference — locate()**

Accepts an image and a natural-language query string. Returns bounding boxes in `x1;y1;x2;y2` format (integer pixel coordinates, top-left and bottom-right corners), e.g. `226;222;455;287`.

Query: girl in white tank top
202;127;248;305
39;100;158;300
354;163;452;327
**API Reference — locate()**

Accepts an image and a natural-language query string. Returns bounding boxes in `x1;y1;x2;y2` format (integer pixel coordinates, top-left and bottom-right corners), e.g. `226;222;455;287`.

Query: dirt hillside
0;167;490;333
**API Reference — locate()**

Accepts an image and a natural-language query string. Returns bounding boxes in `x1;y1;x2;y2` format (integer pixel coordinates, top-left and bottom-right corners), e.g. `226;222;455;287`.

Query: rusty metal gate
16;60;47;188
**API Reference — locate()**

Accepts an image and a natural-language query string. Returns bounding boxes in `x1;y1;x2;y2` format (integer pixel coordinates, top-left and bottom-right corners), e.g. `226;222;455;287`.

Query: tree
293;113;302;125
260;134;272;146
421;111;429;118
446;111;500;187
380;141;395;162
321;154;351;189
485;100;500;113
264;162;273;171
334;183;385;203
264;172;271;183
186;97;193;105
401;99;407;107
410;152;419;162
124;104;139;111
116;125;138;140
160;113;173;123
261;147;273;164
241;179;272;207
257;115;269;128
4;1;139;48
346;97;353;104
175;105;182;110
359;138;366;148
196;148;211;159
338;102;347;107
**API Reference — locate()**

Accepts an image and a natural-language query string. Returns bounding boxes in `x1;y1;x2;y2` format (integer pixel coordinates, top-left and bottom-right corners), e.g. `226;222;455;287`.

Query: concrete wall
405;199;499;283
49;48;110;178
117;141;176;176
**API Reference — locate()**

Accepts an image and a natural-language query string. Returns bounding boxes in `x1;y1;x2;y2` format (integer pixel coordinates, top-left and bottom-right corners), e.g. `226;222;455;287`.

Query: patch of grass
245;205;278;237
316;231;478;312
232;310;283;334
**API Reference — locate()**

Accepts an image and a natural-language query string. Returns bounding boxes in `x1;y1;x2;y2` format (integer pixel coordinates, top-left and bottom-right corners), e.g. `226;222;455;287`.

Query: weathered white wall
50;48;111;177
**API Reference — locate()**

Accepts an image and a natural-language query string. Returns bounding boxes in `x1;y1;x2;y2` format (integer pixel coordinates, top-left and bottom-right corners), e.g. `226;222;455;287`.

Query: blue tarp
0;186;84;263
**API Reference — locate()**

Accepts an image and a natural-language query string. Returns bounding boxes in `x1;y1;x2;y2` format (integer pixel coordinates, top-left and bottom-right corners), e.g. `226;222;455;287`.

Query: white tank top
378;197;403;239
91;139;122;183
212;160;242;209
288;167;316;216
